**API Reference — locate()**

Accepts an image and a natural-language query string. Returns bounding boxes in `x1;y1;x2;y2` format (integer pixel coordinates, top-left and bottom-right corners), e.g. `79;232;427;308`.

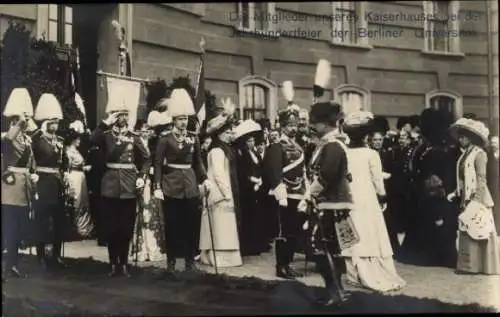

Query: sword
203;188;218;275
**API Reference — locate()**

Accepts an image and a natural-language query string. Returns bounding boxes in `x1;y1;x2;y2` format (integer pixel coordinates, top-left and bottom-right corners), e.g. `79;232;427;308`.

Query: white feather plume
314;59;331;89
281;81;294;103
111;19;123;41
221;97;236;116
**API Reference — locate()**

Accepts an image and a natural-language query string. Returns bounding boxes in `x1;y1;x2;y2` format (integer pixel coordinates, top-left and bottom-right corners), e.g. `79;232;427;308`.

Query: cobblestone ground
26;240;500;310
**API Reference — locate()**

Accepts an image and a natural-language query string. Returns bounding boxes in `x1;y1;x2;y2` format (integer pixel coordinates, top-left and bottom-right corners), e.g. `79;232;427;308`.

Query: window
423;1;460;53
235;2;276;32
241;84;267;120
331;2;368;46
334;85;371;115
425;90;463;121
238;76;278;122
48;4;73;45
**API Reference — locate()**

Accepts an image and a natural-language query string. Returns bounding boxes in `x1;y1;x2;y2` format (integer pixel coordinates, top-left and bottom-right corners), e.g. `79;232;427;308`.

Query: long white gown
341;147;406;292
199;147;242;268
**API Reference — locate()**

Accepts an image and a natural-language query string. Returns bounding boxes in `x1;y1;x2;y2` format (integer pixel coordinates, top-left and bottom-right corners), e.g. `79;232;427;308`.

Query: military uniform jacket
309;130;353;210
90;122;150;199
1;123;37;207
154;129;207;199
262;133;307;201
31;130;65;206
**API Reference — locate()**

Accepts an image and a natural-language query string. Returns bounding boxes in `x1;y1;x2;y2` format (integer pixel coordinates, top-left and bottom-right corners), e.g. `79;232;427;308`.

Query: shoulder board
160;131;172;137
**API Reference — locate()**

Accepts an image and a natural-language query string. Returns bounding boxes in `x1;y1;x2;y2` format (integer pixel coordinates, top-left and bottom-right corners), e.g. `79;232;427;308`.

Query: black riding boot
285;238;303;278
314;253;346;307
36;244;49;270
275;238;294;279
52;241;67;268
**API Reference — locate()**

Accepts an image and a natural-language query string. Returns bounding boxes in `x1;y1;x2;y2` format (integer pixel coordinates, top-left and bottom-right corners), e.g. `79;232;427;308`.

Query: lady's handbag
458;200;496;240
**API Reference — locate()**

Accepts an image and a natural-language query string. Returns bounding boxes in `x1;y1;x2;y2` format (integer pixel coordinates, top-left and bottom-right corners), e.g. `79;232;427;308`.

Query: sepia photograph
1;1;499;316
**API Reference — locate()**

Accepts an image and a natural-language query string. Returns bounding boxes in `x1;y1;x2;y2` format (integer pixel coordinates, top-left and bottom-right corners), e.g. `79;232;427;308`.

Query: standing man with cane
153;88;211;274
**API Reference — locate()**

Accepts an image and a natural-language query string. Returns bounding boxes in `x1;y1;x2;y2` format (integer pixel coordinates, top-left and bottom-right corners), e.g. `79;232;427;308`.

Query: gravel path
8;240;499;314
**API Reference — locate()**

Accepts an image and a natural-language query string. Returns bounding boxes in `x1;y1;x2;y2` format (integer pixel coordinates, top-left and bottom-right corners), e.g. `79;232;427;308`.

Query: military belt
106;163;136;170
36;167;60;174
7;166;29;173
167;164;191;169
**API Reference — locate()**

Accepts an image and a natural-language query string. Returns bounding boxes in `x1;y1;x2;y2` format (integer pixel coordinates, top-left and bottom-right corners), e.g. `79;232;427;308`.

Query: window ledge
330;41;373;51
421;50;465;59
233;26;280;40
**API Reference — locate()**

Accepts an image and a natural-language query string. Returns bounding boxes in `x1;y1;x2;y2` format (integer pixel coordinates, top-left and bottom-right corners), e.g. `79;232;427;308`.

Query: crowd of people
2;71;500;308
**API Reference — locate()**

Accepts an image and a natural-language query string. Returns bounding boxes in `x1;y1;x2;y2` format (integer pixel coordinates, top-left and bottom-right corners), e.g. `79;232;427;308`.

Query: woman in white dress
199;98;242;268
341;111;406;292
63;120;94;241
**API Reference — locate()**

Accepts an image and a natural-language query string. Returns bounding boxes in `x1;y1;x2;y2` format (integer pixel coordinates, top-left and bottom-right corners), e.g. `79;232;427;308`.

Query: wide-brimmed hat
233;119;262;142
450;118;489;146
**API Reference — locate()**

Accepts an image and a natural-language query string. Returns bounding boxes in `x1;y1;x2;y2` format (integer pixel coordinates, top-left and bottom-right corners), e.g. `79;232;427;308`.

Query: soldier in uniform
153;88;210;273
306;100;355;307
30;93;68;269
1;88;39;278
262;105;308;280
89;101;149;277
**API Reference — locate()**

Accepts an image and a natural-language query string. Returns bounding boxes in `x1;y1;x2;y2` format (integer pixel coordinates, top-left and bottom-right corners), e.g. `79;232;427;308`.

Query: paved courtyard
9;239;498;313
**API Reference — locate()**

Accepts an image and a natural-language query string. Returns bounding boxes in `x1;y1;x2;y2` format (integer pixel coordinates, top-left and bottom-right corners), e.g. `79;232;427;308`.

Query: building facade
0;2;496;131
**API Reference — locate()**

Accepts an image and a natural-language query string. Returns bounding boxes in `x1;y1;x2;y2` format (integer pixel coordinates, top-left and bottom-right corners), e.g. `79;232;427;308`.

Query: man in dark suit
153;88;210;273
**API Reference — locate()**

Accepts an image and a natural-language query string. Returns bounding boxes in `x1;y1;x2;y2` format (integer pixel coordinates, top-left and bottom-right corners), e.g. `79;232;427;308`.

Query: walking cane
203;188;218;275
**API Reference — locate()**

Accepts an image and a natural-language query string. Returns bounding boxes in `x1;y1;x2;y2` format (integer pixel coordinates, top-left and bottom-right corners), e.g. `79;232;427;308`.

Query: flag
194;52;206;127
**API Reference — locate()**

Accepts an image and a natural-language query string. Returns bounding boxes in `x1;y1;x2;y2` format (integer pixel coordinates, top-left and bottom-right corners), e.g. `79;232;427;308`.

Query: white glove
446;192;456;202
26;118;38;133
103;112;120;126
136;178;145;189
278;199;288;207
297;200;308;213
153;189;164;200
202;179;212;193
382;172;391;180
30;173;39;183
83;165;92;172
435;219;444;226
381;203;388;212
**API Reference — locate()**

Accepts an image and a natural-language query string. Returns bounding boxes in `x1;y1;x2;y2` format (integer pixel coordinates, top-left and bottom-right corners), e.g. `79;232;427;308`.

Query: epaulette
160;130;172;137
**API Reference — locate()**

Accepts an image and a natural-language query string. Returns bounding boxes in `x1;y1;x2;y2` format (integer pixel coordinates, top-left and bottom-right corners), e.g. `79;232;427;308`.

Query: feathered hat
450;118;489;146
34;93;63;121
3;88;33;117
343;111;375;140
313;59;331;101
65;120;85;144
233;119;262;142
168;88;195;118
147;110;172;127
206;97;236;136
279;80;302;126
